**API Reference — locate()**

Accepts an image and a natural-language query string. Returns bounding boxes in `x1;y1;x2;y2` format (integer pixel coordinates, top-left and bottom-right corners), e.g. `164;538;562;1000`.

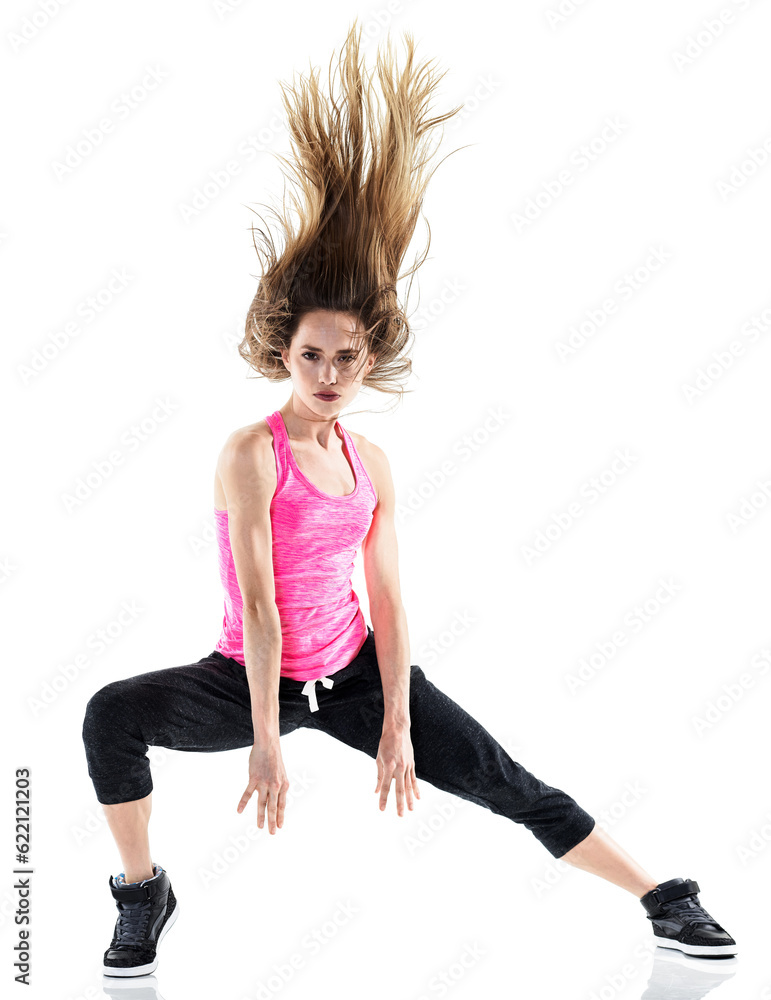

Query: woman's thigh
81;651;307;804
308;659;518;794
307;659;596;857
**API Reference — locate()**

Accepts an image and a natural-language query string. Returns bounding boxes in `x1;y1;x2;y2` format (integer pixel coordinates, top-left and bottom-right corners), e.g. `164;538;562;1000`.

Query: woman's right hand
237;739;290;834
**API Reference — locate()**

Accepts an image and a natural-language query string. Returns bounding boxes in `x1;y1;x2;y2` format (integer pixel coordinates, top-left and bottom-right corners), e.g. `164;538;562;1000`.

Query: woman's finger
237;780;255;814
404;766;414;811
256;784;268;829
394;767;406;816
276;785;286;829
378;763;394;811
265;787;279;835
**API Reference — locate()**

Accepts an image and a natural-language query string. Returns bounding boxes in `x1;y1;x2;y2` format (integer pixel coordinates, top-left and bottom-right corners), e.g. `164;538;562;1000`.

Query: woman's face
280;309;375;414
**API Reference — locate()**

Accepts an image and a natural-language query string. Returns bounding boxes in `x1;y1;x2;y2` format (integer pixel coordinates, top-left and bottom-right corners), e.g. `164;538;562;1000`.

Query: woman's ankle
120;863;157;884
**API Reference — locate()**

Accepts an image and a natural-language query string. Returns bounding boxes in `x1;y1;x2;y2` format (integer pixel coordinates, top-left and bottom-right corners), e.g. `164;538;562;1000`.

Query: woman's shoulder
346;427;387;463
345;428;393;502
217;419;276;476
214;419;277;511
222;417;274;449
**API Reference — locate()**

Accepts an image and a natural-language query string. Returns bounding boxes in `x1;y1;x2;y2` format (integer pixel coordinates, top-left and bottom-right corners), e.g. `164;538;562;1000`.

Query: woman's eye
301;352;356;363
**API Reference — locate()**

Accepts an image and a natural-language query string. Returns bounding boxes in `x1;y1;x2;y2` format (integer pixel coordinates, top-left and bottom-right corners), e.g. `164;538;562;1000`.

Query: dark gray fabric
81;627;595;858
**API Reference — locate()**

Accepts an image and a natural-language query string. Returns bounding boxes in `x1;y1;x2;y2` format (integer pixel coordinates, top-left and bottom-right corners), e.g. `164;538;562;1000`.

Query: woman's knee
82;679;134;743
82;680;154;804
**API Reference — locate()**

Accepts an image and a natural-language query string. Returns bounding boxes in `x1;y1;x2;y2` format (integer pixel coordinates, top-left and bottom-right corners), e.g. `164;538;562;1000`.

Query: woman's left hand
375;723;420;816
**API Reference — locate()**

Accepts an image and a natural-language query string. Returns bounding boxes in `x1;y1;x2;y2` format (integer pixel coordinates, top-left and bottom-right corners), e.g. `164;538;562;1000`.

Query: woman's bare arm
216;426;289;832
360;438;419;817
360;440;411;727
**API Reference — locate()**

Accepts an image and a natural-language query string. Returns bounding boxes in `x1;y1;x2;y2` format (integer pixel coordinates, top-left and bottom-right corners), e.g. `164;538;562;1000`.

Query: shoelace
114;900;154;949
659;894;724;931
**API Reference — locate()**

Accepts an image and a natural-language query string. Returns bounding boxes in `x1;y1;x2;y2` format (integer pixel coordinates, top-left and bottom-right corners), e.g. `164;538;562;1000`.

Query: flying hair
238;18;467;410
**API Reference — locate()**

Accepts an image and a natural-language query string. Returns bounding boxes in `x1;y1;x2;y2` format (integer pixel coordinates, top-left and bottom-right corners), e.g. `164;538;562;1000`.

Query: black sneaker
640;877;737;957
103;865;179;977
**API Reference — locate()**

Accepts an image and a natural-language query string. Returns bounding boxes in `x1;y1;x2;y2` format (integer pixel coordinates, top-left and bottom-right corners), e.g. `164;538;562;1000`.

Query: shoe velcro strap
658;878;699;904
646;878;700;915
110;878;157;903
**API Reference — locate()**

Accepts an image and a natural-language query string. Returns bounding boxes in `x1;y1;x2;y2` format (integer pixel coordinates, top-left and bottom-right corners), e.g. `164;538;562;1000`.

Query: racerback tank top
214;410;378;680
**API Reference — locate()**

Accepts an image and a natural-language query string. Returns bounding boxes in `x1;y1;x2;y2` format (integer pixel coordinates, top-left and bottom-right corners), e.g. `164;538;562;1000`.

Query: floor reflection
96;944;740;1000
640;946;738;999
102;974;165;999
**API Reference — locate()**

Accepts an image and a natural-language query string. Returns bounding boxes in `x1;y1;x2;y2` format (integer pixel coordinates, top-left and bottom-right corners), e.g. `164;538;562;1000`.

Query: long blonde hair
239;19;465;408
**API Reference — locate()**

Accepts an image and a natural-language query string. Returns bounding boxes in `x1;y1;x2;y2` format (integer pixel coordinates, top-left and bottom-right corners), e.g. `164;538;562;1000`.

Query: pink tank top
213;410;378;680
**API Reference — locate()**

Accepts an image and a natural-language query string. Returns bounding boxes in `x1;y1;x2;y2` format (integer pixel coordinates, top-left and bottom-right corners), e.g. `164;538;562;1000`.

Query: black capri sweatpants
81;627;595;859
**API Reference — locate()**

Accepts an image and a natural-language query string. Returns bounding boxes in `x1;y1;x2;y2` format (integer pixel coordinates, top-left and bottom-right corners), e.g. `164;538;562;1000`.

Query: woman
81;21;737;980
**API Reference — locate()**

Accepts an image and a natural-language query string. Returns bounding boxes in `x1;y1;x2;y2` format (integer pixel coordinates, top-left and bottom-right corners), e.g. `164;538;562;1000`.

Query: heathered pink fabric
214;410;378;680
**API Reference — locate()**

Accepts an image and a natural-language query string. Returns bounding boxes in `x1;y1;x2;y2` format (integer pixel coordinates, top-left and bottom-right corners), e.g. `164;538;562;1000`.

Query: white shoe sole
103;899;179;978
654;933;737;958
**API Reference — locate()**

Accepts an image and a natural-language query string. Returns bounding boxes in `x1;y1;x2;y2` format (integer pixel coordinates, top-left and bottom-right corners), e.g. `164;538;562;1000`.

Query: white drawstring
301;675;334;712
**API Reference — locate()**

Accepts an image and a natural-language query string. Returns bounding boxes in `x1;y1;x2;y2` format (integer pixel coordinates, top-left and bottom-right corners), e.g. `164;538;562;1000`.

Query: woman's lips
315;392;339;399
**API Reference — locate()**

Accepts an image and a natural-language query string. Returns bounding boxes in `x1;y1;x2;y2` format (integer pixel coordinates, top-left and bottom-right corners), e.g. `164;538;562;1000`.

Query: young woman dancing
81;21;737;979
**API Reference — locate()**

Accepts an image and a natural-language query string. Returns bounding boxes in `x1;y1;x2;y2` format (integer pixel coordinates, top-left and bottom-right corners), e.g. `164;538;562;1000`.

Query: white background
3;1;770;998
